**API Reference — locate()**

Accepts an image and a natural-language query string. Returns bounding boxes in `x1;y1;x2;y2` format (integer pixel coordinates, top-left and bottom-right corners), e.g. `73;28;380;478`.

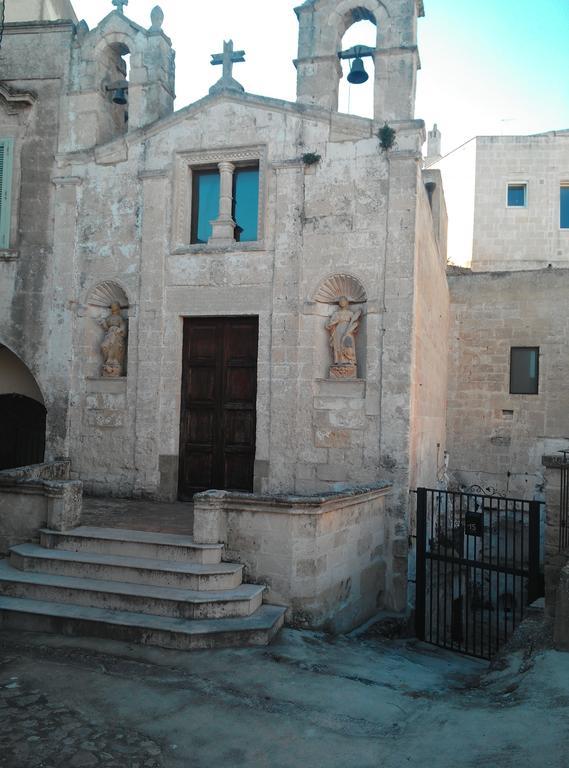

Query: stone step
39;527;222;565
0;596;286;650
10;544;243;591
0;560;264;620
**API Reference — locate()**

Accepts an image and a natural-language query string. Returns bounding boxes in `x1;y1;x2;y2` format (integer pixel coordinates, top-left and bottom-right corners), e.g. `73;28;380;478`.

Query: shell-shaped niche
313;273;367;304
87;280;129;309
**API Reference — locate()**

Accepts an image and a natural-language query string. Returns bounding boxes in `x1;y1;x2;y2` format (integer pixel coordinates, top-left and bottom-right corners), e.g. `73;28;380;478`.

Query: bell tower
64;4;175;151
294;0;424;122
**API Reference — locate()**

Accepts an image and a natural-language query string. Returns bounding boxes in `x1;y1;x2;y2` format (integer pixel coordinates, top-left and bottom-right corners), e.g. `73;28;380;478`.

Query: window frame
0;138;15;250
231;163;260;244
173;145;266;253
190;166;221;245
509;346;539;395
560;183;569;230
506;182;528;209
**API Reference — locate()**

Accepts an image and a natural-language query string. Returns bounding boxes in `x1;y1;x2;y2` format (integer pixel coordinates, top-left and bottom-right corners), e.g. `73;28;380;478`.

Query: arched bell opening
0;345;46;470
338;17;377;118
104;41;131;133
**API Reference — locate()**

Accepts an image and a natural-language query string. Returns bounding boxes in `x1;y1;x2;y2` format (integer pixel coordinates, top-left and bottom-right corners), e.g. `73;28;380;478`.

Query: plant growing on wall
378;123;397;152
302;152;321;166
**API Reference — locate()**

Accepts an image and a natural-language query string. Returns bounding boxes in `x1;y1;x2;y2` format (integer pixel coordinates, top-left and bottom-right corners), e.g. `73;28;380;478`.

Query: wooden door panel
188;411;215;444
224;323;258;362
189;324;219;361
224;453;255;493
223;410;255;447
181;450;214;490
179;317;258;499
224;367;257;403
187;367;216;402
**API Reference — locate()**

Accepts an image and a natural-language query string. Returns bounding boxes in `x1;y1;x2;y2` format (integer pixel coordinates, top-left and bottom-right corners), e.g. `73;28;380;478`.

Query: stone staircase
0;526;285;649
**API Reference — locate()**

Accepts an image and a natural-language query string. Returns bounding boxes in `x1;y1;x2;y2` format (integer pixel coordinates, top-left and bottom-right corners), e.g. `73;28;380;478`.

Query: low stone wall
0;460;82;553
193;483;390;633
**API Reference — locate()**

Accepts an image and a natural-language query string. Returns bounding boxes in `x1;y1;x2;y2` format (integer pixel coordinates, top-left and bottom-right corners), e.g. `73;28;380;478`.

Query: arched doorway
0;345;46;470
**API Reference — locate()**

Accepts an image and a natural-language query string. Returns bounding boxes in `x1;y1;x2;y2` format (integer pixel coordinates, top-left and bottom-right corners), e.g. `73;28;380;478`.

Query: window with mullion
190;169;220;244
232;166;259;242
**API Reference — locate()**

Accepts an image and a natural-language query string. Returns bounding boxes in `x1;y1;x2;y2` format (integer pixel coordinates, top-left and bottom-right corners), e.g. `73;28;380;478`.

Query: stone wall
471;133;569;272
0;20;75;459
193;483;390;633
447;269;569;497
0;460;82;553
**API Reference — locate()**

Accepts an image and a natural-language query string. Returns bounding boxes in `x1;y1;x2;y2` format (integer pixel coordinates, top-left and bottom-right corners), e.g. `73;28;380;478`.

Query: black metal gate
415;487;543;660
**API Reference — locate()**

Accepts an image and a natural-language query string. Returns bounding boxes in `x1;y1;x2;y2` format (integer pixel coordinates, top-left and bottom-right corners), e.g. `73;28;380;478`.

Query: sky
71;0;569;264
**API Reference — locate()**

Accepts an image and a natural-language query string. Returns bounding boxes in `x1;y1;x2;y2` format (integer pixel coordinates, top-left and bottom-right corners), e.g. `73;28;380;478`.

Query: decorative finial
150;5;164;31
76;20;89;42
112;0;128;15
209;40;246;95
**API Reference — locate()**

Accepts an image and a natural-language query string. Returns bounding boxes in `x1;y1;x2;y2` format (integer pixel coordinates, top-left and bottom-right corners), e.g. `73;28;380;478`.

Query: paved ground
1;616;568;768
81;498;194;535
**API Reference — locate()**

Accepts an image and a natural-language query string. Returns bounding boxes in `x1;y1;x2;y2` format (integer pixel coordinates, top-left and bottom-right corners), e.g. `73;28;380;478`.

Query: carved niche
314;274;367;380
87;281;129;378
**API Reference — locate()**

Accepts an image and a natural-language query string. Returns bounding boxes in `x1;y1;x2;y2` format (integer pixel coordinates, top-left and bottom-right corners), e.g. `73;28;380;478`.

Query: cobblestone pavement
0;665;164;768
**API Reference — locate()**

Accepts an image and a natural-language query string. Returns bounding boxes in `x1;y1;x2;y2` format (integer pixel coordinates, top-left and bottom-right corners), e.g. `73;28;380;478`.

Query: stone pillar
542;456;569;619
295;55;343;111
47;176;82;460
374;48;420;123
133;170;169;497
210;161;235;245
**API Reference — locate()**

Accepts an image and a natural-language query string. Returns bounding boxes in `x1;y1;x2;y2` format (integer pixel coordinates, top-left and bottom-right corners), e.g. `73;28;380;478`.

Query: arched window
338;17;377;118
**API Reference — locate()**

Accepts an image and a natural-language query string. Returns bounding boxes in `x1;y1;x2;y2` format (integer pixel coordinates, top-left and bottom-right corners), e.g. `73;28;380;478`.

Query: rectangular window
190;169;220;244
561;185;569;229
233;166;259;242
0;138;14;249
507;183;527;207
510;347;539;395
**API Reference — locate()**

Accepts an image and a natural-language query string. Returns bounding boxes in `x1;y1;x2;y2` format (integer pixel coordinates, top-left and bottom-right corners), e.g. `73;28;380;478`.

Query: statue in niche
99;302;127;377
325;296;362;379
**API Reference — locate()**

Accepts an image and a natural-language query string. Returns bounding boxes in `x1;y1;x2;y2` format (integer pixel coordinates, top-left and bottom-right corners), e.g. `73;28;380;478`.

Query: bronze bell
347;57;369;85
112;87;128;105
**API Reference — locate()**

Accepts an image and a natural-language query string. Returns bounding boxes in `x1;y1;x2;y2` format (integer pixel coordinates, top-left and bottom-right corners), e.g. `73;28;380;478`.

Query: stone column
542;455;569;619
48;176;82;459
133;170;169;497
210;161;235;246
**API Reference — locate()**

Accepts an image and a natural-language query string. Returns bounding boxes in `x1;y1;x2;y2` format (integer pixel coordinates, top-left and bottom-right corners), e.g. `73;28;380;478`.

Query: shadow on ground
0;618;567;768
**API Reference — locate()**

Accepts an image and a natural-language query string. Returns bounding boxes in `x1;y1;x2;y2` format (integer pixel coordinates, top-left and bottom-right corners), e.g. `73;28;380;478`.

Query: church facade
0;0;447;616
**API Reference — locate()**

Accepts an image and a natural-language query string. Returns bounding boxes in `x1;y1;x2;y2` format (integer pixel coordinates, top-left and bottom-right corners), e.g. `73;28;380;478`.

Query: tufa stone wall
447;269;569;497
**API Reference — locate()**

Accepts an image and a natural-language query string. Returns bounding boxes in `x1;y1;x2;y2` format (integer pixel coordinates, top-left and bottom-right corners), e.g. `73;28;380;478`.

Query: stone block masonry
193;483;390;633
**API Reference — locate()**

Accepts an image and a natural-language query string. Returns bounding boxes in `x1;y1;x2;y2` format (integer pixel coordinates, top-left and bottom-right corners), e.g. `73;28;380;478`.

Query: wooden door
178;317;258;499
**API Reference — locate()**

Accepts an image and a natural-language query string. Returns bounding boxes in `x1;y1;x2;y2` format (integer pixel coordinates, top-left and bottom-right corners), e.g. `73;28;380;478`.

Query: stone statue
325;296;362;379
99;302;127;377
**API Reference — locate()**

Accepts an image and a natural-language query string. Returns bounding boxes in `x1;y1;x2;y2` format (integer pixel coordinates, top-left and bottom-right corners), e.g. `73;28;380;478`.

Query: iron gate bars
415;487;543;660
559;465;569;552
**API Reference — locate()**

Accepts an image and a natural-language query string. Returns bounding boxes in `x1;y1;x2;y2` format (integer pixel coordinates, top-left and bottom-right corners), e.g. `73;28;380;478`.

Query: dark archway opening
0;394;46;470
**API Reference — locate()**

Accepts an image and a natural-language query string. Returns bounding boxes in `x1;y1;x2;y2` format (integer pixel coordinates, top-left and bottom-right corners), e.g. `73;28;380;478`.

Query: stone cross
209;40;246;94
112;0;128;14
